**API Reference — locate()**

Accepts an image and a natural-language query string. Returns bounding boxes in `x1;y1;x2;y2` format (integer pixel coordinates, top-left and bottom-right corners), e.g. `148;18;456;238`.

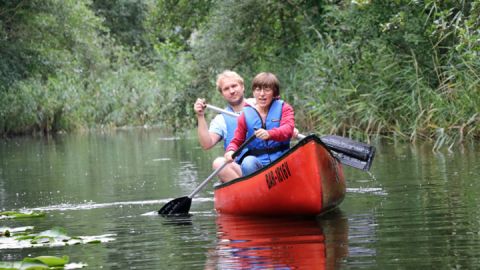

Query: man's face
220;78;244;106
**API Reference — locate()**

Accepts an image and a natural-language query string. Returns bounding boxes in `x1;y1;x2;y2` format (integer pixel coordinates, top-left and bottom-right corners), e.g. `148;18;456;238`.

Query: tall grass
0;46;195;135
283;1;480;148
289;38;479;147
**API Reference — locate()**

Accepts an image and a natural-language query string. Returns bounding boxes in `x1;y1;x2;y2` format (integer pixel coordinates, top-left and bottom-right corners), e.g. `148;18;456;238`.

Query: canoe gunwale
214;134;334;190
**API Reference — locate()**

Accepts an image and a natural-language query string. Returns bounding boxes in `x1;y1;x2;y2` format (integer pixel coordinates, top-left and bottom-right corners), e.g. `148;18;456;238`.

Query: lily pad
0;255;87;269
0;211;45;219
1;226;34;238
23;255;69;267
1;226;116;249
0;260;50;269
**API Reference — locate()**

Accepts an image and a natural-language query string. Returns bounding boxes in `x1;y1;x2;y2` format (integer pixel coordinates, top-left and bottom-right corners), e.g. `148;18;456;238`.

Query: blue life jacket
222;106;239;150
243;99;290;165
222;106;249;163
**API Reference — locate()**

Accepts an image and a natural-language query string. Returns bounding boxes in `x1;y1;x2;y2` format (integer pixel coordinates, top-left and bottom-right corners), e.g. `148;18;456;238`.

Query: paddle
205;104;375;171
158;133;257;216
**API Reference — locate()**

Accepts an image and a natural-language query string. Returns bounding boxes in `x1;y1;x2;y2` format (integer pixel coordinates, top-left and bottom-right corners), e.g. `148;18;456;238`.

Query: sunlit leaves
192;0;308;74
148;0;214;50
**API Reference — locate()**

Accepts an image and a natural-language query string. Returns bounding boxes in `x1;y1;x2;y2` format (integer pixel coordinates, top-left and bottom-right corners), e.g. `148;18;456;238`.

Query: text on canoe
266;161;291;189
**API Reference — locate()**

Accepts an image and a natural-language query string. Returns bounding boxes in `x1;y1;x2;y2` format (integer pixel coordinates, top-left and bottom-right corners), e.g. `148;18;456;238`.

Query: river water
1;129;480;269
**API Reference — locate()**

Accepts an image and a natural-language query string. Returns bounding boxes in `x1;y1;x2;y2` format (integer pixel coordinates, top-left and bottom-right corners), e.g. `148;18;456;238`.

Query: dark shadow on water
160;214;193;226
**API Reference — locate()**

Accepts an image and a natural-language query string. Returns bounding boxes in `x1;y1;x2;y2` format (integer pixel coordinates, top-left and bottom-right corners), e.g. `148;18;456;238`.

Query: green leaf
86;240;101;244
0;211;45;219
1;226;115;249
23;255;69;267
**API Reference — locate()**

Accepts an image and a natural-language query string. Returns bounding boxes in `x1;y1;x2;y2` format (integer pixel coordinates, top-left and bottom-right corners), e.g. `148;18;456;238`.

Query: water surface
1;129;480;269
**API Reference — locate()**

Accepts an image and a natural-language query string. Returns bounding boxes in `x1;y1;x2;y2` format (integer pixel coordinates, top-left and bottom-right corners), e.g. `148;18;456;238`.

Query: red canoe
214;134;346;216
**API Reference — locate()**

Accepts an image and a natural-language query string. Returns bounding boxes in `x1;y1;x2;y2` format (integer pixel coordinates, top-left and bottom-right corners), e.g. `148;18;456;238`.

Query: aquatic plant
0;226;115;249
0;255;87;269
0;211;46;219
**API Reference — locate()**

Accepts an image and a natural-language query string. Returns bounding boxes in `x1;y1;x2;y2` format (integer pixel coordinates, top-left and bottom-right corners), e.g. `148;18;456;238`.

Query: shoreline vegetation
1;1;478;149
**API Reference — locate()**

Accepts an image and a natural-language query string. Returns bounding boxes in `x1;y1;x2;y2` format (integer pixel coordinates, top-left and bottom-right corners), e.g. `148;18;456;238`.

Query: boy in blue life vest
221;72;295;182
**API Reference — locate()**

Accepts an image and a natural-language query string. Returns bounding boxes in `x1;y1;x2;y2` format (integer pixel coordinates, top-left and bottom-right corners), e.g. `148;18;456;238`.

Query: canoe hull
214;135;346;216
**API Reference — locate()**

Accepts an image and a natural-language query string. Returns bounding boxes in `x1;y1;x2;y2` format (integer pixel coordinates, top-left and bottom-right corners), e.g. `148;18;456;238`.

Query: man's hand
194;98;206;117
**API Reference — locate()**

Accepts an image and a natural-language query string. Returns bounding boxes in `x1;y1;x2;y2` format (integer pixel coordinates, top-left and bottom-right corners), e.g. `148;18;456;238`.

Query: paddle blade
320;135;376;171
158;196;192;216
329;150;374;171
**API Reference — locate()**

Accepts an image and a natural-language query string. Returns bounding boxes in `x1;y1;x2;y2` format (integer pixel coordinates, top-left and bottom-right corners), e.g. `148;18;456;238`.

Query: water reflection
177;161;199;191
0;178;6;210
2;130;480;268
207;211;349;269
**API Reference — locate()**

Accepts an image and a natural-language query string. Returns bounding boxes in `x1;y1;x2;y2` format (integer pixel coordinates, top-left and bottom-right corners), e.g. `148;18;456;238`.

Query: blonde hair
216;70;244;92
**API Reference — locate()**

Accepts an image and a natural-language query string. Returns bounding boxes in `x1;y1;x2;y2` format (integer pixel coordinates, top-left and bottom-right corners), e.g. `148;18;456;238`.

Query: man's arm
197;115;221;150
195;98;221;149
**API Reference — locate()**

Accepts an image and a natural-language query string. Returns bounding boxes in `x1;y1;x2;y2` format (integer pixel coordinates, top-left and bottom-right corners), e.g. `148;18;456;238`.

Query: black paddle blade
329;150;375;171
320;135;376;171
158;196;192;216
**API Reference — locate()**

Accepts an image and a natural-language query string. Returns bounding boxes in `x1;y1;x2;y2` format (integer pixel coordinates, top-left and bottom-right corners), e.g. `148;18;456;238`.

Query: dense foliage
1;0;478;147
